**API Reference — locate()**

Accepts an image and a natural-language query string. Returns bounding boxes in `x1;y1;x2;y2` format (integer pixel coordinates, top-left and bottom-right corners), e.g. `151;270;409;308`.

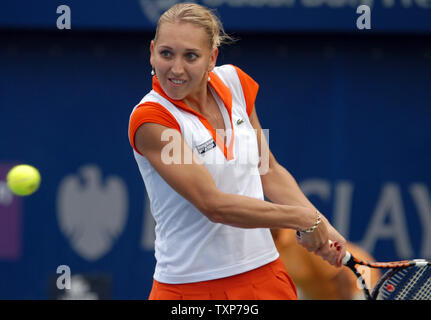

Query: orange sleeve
233;65;259;117
128;102;181;156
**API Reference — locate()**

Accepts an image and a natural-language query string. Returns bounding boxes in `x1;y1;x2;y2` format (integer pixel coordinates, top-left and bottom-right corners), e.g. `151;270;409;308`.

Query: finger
316;239;331;254
336;245;347;267
314;243;332;262
325;248;339;266
316;244;340;266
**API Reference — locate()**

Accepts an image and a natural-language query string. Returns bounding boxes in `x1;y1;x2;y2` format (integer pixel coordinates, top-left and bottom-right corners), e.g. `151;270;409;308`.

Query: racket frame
342;251;431;300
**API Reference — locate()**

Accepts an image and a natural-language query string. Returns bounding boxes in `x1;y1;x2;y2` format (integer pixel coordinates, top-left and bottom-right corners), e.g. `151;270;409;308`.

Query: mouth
169;78;186;87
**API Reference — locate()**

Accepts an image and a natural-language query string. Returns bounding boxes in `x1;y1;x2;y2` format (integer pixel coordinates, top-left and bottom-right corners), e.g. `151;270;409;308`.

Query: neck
183;78;210;115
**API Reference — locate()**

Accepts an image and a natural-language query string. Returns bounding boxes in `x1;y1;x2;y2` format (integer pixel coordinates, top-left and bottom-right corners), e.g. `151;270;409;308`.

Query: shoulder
128;100;180;156
130;102;178;126
213;64;259;117
212;64;255;85
212;64;237;77
129;90;180;132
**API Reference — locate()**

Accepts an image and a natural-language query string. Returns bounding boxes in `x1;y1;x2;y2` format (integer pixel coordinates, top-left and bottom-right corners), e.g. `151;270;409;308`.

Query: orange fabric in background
273;229;381;300
149;258;297;300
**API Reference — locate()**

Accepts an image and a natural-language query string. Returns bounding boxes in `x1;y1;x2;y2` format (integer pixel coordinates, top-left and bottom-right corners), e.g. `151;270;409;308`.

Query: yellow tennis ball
6;164;41;196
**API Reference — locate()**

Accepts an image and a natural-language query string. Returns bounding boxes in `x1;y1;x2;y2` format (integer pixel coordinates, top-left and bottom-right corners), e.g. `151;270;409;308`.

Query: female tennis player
128;3;346;300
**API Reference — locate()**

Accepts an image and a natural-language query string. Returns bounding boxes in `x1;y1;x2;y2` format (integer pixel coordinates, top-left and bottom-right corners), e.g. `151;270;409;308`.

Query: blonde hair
154;3;235;49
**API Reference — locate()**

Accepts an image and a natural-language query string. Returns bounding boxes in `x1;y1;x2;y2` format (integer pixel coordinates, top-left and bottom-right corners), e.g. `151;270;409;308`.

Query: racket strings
380;266;431;300
395;266;427;299
413;276;431;300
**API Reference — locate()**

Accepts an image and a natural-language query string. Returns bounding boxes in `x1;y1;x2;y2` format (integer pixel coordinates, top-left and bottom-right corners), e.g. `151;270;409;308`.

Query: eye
160;50;172;58
186;52;198;61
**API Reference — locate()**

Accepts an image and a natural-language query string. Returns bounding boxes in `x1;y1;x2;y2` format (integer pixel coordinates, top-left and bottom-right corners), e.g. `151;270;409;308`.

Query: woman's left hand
322;219;347;267
298;217;347;267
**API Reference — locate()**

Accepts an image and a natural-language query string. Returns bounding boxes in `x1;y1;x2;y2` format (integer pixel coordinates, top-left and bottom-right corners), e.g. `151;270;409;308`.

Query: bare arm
249;106;346;266
249;106;318;208
134;122;316;230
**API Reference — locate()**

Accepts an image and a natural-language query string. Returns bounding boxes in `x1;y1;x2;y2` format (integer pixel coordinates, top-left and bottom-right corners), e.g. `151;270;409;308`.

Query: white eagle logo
57;165;128;261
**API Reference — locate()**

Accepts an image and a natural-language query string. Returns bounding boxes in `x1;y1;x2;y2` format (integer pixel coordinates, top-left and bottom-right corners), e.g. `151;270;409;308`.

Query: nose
170;57;185;76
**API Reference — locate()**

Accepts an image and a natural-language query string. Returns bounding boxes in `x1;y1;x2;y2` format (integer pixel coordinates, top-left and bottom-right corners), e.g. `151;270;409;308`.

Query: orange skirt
149;258;297;300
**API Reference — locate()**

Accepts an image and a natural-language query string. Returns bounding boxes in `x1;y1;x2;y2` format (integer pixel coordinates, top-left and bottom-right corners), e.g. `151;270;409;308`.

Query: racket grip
342;251;352;265
328;240;351;265
300;234;352;265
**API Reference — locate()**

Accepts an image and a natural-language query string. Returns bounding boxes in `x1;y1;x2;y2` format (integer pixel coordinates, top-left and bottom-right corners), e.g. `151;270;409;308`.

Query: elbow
261;161;281;184
195;192;225;224
206;211;224;224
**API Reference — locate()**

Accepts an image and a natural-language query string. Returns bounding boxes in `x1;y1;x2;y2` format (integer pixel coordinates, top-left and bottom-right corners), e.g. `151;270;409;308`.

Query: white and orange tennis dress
129;64;297;299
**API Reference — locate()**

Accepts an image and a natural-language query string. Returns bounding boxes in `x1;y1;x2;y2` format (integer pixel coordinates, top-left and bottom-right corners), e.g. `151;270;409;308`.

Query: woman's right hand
295;213;329;253
295;212;342;267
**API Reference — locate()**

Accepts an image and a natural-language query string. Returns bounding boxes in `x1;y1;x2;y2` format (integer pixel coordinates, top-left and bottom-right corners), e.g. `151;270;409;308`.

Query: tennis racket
295;231;431;299
342;250;431;300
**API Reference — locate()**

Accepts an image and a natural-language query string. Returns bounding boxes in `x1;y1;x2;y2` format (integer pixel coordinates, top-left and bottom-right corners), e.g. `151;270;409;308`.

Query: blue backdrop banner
0;0;430;33
0;30;430;299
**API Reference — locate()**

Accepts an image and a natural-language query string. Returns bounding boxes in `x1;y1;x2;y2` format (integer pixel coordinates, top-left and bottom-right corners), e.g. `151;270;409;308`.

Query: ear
150;40;155;68
208;47;219;72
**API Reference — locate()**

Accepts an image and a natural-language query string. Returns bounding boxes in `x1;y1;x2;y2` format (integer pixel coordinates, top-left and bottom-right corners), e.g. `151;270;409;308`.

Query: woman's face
150;22;218;101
